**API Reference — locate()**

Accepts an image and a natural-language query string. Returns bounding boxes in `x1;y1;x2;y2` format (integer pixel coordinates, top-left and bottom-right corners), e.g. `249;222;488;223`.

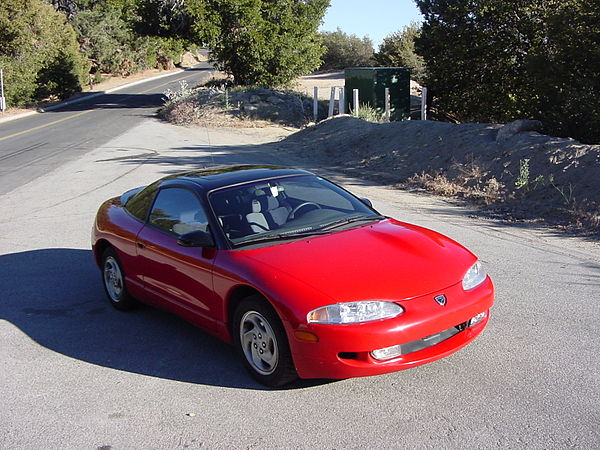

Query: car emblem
434;294;447;306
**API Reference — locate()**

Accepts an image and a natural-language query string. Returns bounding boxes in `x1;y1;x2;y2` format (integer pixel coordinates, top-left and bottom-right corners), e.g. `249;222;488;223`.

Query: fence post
353;89;359;117
384;87;390;122
328;87;336;118
0;69;6;113
421;86;427;121
338;87;345;115
313;86;318;122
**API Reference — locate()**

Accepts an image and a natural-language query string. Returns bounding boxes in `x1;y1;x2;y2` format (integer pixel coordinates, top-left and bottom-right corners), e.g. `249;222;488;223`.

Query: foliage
375;22;426;83
0;0;90;106
319;28;375;70
515;159;530;190
187;0;330;86
415;0;600;144
71;2;187;75
136;0;189;36
163;79;193;102
73;5;138;75
353;104;386;123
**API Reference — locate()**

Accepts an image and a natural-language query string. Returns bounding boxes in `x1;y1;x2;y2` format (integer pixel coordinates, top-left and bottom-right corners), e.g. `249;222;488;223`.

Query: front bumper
288;277;494;379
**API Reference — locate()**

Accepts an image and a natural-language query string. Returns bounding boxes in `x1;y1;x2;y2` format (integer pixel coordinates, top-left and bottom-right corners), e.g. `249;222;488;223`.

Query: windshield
209;174;383;247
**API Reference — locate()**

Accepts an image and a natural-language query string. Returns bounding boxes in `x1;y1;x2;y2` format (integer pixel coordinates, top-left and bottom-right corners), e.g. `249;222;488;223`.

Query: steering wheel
288;202;321;220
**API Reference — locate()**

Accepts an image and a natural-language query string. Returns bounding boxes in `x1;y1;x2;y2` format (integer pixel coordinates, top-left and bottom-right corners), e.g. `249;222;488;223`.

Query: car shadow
0;248;331;390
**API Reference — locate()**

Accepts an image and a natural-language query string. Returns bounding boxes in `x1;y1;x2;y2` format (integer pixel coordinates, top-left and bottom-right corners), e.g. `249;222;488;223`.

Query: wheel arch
226;285;265;335
93;238;113;268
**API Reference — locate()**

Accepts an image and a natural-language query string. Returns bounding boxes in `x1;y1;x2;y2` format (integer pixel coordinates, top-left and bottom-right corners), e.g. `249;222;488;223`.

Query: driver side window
149;188;208;235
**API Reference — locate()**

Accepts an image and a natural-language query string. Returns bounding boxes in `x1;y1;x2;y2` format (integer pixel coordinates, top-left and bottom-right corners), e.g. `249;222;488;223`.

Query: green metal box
344;67;410;121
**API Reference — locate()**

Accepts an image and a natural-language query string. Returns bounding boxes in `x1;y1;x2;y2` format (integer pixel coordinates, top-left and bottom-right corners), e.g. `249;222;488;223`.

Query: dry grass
162;101;275;128
408;159;505;206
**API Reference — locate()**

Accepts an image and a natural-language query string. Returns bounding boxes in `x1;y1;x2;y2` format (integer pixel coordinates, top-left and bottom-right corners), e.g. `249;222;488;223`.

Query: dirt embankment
275;116;600;234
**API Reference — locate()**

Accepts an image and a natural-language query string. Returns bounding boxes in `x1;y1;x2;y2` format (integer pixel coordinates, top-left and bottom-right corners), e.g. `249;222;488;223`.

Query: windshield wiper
233;215;386;248
317;215;385;231
233;230;328;247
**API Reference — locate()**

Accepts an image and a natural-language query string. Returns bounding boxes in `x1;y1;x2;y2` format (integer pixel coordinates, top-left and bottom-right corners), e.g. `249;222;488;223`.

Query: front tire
101;247;136;311
233;296;298;387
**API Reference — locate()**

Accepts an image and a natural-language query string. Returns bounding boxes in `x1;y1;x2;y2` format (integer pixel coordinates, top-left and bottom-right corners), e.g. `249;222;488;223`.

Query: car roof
159;165;313;192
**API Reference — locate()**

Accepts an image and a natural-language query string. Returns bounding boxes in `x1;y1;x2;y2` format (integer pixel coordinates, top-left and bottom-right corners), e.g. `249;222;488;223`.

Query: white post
353;88;359;117
421;86;427;121
338;87;345;115
384;87;390;122
328;87;336;118
0;69;6;112
313;86;319;122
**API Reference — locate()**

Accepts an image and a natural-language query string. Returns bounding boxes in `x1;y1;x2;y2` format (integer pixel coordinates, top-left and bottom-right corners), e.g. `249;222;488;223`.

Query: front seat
246;190;290;232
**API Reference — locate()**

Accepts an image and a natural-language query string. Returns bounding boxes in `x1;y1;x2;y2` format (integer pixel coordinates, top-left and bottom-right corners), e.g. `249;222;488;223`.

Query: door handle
137;242;145;249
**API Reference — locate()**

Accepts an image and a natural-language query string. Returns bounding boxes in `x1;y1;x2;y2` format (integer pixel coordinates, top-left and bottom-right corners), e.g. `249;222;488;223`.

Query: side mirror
360;197;373;208
177;230;215;248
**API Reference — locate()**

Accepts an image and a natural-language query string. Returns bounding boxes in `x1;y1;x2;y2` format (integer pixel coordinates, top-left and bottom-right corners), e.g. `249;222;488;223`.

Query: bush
319;28;375;70
375;23;426;83
73;5;140;76
0;0;89;106
415;0;600;144
73;4;188;76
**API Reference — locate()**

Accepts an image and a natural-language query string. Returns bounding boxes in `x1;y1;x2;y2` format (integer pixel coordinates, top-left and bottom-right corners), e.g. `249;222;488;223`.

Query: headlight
307;301;404;324
462;261;487;290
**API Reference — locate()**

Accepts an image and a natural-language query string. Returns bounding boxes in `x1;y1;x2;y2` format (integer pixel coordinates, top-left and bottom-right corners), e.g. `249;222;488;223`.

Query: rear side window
125;185;157;221
148;188;208;235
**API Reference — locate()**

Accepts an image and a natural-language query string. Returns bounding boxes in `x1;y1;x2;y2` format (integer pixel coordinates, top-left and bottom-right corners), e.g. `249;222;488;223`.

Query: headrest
251;194;278;213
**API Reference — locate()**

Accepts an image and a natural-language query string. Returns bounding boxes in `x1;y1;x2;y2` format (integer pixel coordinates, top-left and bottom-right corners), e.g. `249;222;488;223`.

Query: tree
376;22;426;83
187;0;330;86
0;0;90;106
415;0;600;143
319;28;374;70
136;0;189;36
73;4;140;75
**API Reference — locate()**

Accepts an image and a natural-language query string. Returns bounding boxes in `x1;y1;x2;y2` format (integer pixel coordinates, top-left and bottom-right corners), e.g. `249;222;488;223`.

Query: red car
92;166;494;386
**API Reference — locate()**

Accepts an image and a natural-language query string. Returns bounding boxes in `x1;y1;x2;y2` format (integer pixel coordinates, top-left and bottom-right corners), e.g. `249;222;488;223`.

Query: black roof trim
158;165;313;191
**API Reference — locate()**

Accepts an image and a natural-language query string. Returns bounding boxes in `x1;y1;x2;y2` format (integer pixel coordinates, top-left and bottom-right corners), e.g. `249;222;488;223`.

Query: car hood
237;219;477;302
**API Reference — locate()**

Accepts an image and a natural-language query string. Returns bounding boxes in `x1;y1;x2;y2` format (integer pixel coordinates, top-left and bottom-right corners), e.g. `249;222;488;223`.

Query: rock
267;95;284;104
254;88;273;96
496;119;543;142
241;104;258;113
180;51;199;68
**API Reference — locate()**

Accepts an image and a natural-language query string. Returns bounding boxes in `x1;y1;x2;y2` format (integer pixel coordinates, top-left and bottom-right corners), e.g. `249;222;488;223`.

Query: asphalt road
0;94;599;447
0;63;214;195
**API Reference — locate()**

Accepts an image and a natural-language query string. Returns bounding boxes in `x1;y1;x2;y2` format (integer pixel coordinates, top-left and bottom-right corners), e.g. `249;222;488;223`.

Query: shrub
319;28;375;70
415;0;600;143
0;0;89;106
375;23;426;83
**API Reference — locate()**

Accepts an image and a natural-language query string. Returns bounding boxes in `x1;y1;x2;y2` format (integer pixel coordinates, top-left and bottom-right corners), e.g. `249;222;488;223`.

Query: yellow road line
0;110;94;143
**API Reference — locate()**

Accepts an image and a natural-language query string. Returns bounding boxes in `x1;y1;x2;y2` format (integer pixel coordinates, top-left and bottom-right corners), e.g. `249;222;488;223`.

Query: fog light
469;311;487;327
370;344;402;361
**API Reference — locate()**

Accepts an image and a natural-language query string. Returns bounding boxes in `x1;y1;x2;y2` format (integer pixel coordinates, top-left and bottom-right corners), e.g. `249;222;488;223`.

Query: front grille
401;321;468;355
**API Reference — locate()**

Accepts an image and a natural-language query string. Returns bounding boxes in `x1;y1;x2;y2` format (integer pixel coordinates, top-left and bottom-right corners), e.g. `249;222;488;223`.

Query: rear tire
233;295;298;387
101;247;137;311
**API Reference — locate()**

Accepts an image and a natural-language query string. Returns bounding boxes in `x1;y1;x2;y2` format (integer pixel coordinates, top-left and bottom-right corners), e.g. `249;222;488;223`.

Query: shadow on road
43;66;214;113
0;248;330;390
46;93;166;113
